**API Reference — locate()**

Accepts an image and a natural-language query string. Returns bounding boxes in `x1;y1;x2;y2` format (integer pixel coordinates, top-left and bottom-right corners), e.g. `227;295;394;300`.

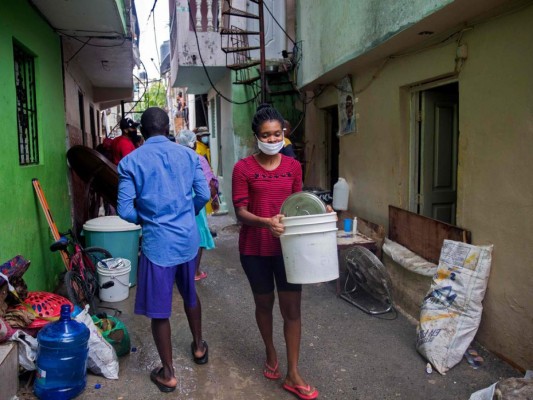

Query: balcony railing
170;0;225;54
188;0;222;32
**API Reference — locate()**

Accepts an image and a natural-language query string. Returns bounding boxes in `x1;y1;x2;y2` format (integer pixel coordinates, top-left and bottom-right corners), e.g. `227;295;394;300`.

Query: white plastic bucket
282;212;338;227
96;258;131;302
280;213;339;284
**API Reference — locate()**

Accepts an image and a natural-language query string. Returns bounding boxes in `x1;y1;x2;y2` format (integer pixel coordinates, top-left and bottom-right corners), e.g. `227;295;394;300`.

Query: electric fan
340;246;394;315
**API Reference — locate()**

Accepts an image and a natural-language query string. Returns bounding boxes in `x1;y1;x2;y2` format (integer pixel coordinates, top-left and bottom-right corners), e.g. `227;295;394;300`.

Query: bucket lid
282;212;337;228
83;216;140;232
97;258;131;271
280;192;326;217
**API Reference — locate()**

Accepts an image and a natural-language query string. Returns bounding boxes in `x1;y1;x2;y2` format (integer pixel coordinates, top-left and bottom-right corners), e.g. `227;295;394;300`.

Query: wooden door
419;85;458;224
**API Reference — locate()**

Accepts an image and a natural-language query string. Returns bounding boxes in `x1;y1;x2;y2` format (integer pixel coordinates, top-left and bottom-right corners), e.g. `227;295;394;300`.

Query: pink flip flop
283;383;319;400
194;271;208;281
263;361;281;380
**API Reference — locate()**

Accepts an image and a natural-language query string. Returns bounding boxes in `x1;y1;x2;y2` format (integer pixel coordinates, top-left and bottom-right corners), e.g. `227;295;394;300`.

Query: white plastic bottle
332;177;349;211
353;217;358;235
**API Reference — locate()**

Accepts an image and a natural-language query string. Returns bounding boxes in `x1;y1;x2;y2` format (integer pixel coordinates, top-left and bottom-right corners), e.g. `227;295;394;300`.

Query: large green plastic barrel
83;216;141;286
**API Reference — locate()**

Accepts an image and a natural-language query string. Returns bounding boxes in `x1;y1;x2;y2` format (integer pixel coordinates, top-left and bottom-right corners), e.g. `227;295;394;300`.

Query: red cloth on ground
232;155;302;256
111;135;135;165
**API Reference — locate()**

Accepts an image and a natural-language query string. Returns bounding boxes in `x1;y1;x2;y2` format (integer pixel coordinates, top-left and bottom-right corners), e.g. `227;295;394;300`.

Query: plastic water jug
34;304;90;400
332;177;349;210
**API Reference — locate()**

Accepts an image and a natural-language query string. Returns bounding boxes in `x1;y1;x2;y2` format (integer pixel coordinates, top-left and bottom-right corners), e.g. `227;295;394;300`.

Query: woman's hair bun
256;103;272;112
251;103;284;135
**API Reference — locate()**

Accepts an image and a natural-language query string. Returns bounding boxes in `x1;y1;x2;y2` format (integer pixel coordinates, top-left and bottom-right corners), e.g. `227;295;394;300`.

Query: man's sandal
150;367;177;393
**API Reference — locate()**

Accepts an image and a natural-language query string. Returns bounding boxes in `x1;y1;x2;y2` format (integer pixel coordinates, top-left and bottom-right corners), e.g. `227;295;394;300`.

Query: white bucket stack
97;258;131;302
280;212;339;284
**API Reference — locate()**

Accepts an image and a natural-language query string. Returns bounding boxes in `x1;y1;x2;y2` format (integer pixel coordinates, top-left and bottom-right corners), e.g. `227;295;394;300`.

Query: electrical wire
334;26;469;96
187;0;260;105
56;30;129;47
302;83;331;105
151;6;161;70
354;57;390;95
56;28;125;37
65;38;91;65
109;61;152;132
148;0;158;22
152;34;161;73
262;1;296;46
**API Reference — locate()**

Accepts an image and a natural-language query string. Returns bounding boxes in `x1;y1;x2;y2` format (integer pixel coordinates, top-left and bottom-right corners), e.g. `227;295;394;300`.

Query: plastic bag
9;329;38;371
416;240;493;374
92;313;131;357
75;305;119;379
470;371;533;400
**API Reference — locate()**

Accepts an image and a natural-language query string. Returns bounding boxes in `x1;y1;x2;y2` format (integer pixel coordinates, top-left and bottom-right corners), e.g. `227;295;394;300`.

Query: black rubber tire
81;247;113;273
66;247;111;314
64;269;98;314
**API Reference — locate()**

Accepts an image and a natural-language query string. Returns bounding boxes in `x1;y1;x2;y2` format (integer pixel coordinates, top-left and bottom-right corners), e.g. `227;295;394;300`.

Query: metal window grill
14;43;39;165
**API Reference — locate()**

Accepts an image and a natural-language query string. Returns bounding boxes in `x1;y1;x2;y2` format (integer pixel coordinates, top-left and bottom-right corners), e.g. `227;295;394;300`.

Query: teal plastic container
83;216;141;286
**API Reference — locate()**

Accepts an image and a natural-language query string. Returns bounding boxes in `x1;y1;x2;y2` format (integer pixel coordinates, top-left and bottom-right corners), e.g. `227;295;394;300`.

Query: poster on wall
338;75;356;136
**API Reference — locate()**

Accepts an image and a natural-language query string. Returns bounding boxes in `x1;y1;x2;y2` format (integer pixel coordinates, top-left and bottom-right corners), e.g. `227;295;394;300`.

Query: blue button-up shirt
117;135;209;266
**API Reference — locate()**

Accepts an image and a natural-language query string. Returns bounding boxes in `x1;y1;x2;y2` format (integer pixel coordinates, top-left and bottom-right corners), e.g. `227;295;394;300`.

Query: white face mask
257;136;284;155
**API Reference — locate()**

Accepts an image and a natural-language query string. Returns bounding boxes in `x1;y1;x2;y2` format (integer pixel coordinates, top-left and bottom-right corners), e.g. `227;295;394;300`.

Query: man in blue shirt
117;107;210;392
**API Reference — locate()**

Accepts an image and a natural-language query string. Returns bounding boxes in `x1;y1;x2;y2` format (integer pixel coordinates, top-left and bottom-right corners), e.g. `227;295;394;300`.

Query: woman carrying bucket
232;104;319;400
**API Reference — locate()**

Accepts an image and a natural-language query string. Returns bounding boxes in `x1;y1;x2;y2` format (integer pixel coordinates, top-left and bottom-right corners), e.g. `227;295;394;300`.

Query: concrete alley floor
19;213;521;399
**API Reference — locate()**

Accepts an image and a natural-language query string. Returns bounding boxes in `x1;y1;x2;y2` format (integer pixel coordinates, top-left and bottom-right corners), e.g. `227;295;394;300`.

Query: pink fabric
232;155;302;256
198;155;218;191
0;317;15;343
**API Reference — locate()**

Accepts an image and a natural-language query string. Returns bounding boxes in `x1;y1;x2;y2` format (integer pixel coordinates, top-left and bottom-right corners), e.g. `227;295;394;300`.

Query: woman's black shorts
240;254;302;294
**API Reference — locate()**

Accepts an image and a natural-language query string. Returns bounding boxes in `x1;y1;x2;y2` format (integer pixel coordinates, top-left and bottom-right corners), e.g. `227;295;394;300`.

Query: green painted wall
231;71;256;153
0;2;71;291
297;0;453;87
231;70;302;158
115;0;128;33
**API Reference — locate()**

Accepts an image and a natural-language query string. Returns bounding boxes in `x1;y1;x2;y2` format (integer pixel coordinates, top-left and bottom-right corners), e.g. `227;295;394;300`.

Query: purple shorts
134;253;197;318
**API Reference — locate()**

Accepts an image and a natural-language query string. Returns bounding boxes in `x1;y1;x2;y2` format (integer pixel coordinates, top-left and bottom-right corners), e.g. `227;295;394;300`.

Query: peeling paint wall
301;3;533;370
62;39;104;235
297;0;453;87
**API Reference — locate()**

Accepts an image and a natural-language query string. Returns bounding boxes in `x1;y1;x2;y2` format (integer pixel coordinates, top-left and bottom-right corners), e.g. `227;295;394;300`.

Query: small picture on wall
338;75;356;136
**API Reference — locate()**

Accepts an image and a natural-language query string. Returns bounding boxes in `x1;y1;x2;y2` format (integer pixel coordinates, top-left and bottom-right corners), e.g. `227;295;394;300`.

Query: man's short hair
140;107;169;136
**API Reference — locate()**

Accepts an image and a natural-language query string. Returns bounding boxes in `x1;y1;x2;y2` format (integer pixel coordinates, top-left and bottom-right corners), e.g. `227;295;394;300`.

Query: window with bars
13;42;39;165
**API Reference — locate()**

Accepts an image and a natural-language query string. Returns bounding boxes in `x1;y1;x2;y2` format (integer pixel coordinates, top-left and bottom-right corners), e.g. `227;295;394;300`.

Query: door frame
325;106;339;191
408;75;458;213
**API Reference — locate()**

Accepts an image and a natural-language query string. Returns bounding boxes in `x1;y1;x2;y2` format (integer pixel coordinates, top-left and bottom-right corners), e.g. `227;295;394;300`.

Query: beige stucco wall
305;6;533;370
455;7;533;370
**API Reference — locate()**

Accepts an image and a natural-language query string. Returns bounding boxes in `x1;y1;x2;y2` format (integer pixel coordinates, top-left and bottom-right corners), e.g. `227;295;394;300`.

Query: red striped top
232;155;302;256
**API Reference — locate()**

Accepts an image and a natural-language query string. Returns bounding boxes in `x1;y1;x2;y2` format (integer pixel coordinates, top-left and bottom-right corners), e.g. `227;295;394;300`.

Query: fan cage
341;246;394;315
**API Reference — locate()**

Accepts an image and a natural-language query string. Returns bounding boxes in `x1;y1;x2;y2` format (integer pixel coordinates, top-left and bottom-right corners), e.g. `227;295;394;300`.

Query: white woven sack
416;240;493;374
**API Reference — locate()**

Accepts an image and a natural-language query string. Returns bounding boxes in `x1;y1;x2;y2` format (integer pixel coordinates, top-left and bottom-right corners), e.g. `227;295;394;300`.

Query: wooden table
336;230;377;295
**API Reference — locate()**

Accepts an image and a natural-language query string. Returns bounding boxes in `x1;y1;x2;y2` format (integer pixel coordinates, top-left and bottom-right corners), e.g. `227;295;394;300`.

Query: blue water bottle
34;304;90;400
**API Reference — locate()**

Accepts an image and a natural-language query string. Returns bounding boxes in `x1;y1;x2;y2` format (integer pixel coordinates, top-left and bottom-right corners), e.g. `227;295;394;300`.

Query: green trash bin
83;216;141;286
